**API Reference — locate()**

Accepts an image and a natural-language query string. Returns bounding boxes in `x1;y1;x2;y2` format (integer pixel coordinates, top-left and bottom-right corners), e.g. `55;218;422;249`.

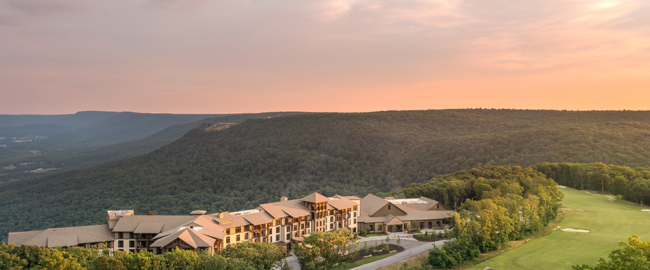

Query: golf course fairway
468;187;650;270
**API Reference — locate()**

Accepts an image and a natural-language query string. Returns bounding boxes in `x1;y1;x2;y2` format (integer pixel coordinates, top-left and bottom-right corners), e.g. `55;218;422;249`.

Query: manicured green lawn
343;252;397;270
468;187;650;270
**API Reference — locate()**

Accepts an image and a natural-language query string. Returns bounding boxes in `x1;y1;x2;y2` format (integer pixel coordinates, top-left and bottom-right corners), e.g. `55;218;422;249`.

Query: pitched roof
151;215;226;248
360;194;389;216
207;213;251;229
257;204;289;219
133;222;165;234
242;212;274;225
190;210;207;215
9;225;114;247
301;192;330;203
267;199;311;217
112;215;195;232
327;197;358;210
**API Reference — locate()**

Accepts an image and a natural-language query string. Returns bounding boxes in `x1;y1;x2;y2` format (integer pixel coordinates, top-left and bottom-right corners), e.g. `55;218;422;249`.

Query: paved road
350;240;447;270
282;235;447;270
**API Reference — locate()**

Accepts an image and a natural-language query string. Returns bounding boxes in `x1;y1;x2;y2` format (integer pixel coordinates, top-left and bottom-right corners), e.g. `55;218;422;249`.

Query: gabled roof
301;192;330;203
327;197;358;210
360;194;390;216
267;199;312;217
386;215;403;226
151;215;226;248
242;212;274;225
257;204;289;219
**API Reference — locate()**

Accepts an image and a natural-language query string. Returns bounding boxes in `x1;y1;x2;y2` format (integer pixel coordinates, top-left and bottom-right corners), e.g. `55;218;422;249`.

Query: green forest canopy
3;109;650;242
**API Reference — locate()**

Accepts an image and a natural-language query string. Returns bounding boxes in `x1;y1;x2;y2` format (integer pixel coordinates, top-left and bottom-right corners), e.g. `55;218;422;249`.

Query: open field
468;187;650;270
3;165;15;170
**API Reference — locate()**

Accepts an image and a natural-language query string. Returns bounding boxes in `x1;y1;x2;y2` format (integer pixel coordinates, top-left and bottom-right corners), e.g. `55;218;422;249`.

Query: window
330;224;333;230
388;205;391;210
129;249;135;253
129;233;134;239
236;235;241;241
276;235;280;241
235;227;242;233
245;233;249;240
226;236;230;244
118;241;124;248
354;219;357;224
129;241;134;248
245;226;251;232
226;229;231;235
286;233;290;240
118;232;123;239
276;227;280;234
301;224;304;230
354;212;357;217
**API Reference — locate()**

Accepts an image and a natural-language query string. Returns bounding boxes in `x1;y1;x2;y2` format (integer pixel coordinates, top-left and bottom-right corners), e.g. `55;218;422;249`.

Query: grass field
468;187;650;270
3;165;15;170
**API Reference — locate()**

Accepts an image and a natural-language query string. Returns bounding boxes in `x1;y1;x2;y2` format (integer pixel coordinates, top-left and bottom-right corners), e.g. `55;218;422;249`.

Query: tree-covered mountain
0;111;304;182
3;109;650;242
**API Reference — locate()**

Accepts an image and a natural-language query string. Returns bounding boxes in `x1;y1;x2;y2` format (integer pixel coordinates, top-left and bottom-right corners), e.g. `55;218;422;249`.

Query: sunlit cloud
0;0;649;113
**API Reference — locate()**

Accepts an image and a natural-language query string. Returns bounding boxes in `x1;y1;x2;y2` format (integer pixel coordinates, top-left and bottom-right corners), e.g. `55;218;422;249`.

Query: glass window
118;241;123;248
129;241;134;248
226;236;230;243
236;235;240;241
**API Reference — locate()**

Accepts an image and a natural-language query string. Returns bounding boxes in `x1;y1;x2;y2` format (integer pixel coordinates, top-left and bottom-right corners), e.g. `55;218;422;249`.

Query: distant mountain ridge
0;111;119;128
0;111;306;183
3;109;650;243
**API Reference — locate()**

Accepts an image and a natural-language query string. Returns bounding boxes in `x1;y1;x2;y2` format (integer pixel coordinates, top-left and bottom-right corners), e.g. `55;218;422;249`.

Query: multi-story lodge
8;193;452;254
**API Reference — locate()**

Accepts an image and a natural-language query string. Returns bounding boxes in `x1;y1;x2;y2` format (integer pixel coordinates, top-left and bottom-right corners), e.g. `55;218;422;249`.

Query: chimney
219;211;229;219
281;196;288;202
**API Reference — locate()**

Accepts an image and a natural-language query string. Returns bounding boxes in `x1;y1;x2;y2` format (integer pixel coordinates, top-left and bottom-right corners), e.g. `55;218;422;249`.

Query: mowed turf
469;187;650;270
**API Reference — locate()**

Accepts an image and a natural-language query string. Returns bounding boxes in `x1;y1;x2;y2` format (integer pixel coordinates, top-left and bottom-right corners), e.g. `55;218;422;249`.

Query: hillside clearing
468;187;650;270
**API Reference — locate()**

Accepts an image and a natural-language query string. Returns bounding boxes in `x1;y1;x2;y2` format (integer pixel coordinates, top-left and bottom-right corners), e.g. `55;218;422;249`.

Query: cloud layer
1;0;649;113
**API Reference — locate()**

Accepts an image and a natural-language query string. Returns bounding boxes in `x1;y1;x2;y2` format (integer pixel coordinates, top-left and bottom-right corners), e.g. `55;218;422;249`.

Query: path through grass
468;187;650;270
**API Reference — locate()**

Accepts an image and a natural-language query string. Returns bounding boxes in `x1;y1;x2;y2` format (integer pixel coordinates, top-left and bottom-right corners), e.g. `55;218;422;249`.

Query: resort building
357;194;453;233
8;192;451;254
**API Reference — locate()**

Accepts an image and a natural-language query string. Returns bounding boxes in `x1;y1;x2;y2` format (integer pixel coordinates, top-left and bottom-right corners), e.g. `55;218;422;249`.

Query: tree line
534;162;650;205
0;241;287;270
390;166;563;269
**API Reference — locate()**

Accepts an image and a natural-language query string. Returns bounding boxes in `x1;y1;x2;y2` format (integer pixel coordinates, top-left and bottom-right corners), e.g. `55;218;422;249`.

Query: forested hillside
391;166;563;268
0;112;302;183
3;109;650;243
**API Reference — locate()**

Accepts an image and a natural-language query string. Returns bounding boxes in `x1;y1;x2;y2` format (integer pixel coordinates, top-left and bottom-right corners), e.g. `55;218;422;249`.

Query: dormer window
388;205;391;210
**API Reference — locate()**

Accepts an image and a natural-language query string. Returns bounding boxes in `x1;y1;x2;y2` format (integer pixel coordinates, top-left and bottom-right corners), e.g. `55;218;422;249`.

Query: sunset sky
1;0;649;114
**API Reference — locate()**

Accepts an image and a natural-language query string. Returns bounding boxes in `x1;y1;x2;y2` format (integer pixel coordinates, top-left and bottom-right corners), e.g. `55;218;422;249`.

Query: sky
1;0;649;114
